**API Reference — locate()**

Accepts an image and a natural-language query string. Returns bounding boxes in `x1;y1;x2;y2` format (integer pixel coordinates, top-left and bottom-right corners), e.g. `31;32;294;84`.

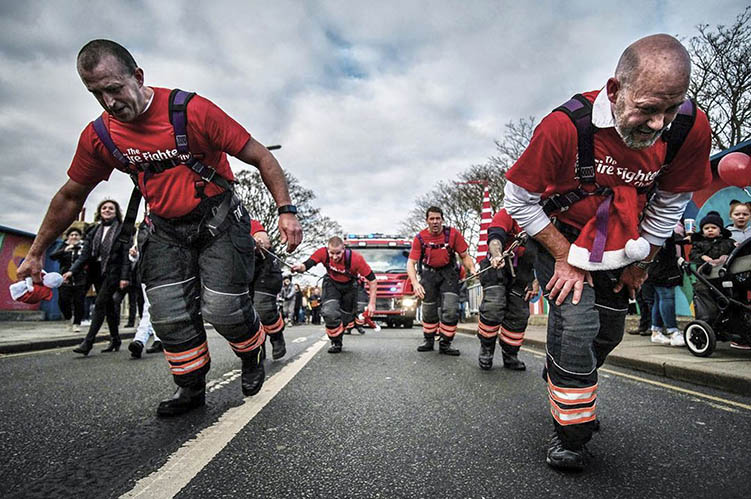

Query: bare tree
401;117;536;253
234;170;342;263
687;6;751;151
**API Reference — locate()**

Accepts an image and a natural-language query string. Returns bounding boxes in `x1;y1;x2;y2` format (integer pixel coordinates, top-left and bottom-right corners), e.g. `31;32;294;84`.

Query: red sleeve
489;209;514;232
67;123;117;185
191;95;251;157
657;108;712;192
310;247;327;264
408;235;422;260
250;219;266;235
450;228;469;254
505;112;576;193
352;251;373;278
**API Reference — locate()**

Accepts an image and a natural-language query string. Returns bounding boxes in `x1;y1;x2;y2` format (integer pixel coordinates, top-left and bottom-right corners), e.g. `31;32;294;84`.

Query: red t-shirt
68;87;251;218
250;219;266;235
488;209;525;255
505;90;712;229
408;227;469;268
310;247;374;283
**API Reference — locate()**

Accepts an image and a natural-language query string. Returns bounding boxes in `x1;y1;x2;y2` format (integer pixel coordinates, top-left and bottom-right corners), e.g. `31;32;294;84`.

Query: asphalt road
1;324;750;499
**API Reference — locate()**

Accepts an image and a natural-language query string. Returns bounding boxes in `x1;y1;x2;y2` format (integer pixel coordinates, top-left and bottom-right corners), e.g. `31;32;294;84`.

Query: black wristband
277;204;298;215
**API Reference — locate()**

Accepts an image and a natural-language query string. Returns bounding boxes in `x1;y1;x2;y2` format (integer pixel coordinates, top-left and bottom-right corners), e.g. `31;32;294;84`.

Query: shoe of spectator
627;328;646;336
73;324;81;333
668;330;685;347
650;331;671;345
730;342;751;350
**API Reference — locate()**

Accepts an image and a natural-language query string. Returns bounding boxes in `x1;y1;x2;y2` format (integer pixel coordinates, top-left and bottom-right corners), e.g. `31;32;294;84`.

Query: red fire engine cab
344;234;417;328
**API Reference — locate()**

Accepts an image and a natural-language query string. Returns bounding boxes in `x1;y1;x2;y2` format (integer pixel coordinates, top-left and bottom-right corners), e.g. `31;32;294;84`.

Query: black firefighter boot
156;381;206;417
241;346;266;396
501;347;526;371
438;335;460;356
328;336;343;353
478;336;496;370
416;333;435;352
269;331;287;360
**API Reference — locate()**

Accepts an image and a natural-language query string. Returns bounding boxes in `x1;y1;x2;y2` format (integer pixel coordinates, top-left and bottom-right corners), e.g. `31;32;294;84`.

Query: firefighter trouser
321;277;356;341
420;264;460;339
353;283;368;328
252;254;285;337
476;259;530;355
142;206;264;388
532;227;628;448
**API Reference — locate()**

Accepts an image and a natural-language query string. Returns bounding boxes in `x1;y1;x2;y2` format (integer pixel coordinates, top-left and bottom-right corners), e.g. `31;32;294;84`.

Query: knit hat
567;186;651;271
700;211;724;231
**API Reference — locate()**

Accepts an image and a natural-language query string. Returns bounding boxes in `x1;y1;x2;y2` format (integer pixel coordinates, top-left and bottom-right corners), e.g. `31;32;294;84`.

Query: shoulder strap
663;99;696;166
345;249;352;274
444;227;454;255
91;116;141;244
553;94;596;184
167;89;234;192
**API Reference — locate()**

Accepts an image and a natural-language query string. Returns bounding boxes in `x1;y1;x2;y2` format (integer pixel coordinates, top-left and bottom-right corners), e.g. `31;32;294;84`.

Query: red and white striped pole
475;184;492;264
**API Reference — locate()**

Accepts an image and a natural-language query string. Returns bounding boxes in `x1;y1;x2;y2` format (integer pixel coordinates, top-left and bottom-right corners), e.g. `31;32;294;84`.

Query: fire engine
344;234;417;328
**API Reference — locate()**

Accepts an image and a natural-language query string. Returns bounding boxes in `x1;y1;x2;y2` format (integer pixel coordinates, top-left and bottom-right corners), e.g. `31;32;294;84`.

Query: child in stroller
681;211;751;356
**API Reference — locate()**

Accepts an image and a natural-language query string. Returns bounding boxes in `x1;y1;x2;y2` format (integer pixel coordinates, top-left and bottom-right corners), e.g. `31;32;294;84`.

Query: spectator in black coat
67;200;131;355
50;227;87;332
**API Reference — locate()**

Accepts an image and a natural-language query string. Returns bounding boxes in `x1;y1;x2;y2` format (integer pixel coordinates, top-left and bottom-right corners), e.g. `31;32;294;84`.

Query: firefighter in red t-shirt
503;35;712;470
407;206;476;355
16;40;302;418
475;208;538;371
250;220;286;360
291;237;377;353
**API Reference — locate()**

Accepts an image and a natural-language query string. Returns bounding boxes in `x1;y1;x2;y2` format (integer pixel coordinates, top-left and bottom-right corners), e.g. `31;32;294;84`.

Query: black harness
417;226;456;271
540;94;697;216
323;249;355;281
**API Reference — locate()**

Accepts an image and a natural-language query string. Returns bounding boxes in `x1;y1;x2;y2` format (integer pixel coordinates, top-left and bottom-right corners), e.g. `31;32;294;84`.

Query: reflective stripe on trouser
477;319;500;338
326;324;344;339
422;320;439;334
164;340;210;375
254;290;285;335
439;322;457;338
531;232;628;448
321;277;356;332
143;207;262;386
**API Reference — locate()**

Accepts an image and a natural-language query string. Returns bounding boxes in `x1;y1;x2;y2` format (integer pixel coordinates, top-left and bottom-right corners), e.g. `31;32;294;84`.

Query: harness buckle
194;180;207;199
176;134;189;148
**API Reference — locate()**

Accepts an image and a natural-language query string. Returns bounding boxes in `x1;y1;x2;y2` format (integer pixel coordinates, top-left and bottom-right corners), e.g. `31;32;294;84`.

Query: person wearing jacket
646;223;685;347
50;227;87;332
67;199;131;355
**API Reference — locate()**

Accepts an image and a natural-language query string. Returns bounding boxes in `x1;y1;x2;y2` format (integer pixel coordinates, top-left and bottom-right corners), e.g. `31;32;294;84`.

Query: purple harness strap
589;195;613;263
92;116;131;170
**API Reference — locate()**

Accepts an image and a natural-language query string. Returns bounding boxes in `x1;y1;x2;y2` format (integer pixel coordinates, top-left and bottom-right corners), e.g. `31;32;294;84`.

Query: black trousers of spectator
58;284;86;325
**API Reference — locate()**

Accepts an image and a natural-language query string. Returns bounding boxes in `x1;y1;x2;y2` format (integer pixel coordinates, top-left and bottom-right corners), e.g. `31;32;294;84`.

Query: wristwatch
632;259;654;271
277;204;298;215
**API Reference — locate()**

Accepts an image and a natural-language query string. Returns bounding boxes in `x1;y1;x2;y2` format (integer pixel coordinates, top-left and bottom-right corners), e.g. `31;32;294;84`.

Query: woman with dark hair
67;199;131;355
50;227;87;332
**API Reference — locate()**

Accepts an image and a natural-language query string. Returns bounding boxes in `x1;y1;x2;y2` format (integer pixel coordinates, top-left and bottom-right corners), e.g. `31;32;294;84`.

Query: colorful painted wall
0;225;62;319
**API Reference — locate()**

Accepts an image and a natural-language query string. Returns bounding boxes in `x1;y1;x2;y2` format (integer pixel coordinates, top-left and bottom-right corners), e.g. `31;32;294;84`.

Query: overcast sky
0;0;746;237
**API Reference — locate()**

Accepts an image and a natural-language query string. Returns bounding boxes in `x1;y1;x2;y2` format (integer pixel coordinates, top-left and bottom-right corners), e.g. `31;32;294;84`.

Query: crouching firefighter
292;237;377;353
408;206;476;355
15;40;303;418
250;219;287;360
476;208;538;371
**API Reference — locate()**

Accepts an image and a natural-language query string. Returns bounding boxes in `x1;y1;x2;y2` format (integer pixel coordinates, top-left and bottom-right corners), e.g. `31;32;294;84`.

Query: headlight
402;298;415;307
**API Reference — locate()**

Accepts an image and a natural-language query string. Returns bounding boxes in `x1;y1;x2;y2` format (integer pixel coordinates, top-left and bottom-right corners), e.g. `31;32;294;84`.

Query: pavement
1;315;750;396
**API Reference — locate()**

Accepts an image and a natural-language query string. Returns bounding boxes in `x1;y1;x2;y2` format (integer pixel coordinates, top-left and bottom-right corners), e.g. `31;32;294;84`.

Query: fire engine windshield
357;248;409;273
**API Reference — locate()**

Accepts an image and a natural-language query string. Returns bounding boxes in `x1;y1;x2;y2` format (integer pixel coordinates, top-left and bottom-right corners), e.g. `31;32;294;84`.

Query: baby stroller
680;237;751;357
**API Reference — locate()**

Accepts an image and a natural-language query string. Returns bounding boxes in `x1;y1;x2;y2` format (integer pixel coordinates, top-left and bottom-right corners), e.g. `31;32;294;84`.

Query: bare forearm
407;259;419;285
368;280;377;307
257;154;292;207
532;223;570;261
29;182;91;257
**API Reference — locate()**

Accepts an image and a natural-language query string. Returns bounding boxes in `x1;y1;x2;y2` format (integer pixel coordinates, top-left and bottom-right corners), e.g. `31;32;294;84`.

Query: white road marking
292;337;308;343
121;338;328;499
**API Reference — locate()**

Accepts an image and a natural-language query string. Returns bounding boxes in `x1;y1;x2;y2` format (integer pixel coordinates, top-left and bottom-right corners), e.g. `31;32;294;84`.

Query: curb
0;331;137;355
455;325;751;397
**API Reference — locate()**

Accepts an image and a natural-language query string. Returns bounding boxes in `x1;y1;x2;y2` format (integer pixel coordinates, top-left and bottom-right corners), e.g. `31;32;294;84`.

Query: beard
613;96;667;150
